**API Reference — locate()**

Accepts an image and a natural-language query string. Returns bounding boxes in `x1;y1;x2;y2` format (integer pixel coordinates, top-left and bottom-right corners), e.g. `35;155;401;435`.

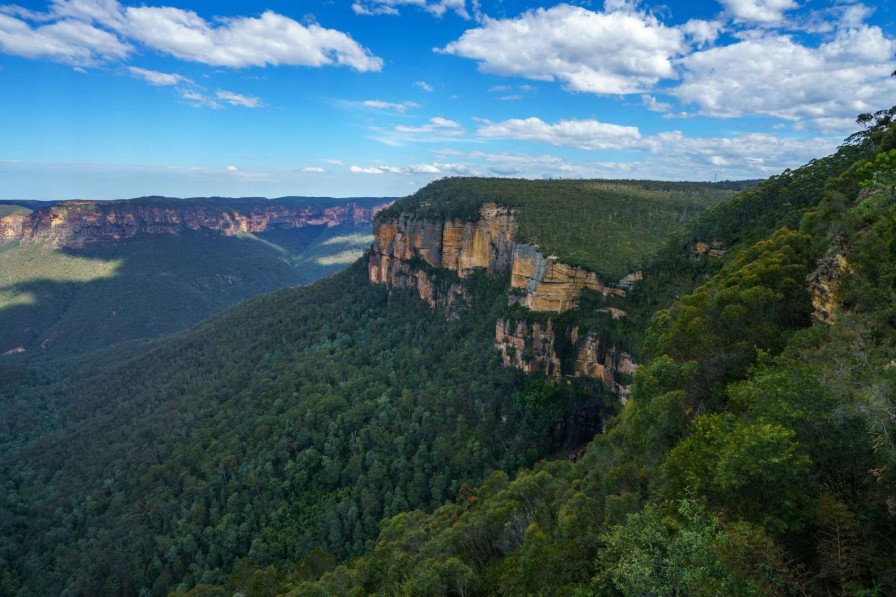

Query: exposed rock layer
808;234;849;325
0;199;391;248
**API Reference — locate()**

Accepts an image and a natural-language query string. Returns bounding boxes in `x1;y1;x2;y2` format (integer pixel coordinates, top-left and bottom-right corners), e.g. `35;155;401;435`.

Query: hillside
0;196;390;356
0;170;733;595
239;108;896;596
3;108;895;596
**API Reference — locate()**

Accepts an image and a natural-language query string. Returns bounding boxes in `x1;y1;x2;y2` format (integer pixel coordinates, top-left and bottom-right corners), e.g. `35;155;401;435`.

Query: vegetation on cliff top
4;108;896;596
378;178;742;278
197;109;896;596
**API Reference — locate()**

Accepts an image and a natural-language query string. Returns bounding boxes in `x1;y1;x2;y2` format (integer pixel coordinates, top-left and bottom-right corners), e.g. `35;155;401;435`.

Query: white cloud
226;165;239;172
395;116;464;135
718;0;798;25
0;12;130;65
122;8;382;71
440;4;684;94
361;99;420;112
352;0;469;19
127;65;187;86
477;117;643;150
350;165;385;174
413;80;434;91
0;2;382;72
302;166;326;173
673;24;896;130
216;90;261;108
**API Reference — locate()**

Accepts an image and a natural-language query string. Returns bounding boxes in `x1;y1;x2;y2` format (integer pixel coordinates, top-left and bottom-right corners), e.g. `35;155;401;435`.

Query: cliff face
510;244;623;312
0;200;391;248
808;234;850;325
370;201;640;399
494;318;637;399
368;203;517;313
369;203;633;313
369;203;517;278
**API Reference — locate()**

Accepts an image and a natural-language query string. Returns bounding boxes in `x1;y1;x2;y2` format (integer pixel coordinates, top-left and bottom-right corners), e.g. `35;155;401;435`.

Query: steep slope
0;178;728;596
267;109;896;596
0;196;390;356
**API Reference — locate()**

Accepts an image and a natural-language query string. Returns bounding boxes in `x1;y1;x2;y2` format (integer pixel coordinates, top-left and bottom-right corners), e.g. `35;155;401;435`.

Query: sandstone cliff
808;234;850;324
369;201;640;399
0;198;391;248
494;318;637;399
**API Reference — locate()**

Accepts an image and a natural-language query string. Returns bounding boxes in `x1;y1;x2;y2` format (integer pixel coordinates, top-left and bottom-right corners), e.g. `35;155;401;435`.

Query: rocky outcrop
495;318;637;400
369;203;517;310
510;244;624;312
688;240;727;259
494;319;562;377
0;199;391;248
808;234;850;325
369;204;641;314
572;330;637;402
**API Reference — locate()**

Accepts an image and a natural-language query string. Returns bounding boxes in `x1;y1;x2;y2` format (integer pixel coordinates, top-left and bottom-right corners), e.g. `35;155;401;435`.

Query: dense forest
2;108;895;596
0;197;385;356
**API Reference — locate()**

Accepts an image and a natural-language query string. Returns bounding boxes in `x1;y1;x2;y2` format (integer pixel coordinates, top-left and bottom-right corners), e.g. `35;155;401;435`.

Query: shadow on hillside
0;225;372;357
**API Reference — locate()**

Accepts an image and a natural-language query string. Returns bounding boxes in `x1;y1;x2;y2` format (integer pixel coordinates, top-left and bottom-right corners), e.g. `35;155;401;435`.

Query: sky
0;0;894;200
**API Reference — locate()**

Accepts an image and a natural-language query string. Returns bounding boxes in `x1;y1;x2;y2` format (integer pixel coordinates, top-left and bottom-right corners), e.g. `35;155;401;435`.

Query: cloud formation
361;99;420;112
352;0;470;19
440;4;684;94
0;1;382;71
477;117;642;150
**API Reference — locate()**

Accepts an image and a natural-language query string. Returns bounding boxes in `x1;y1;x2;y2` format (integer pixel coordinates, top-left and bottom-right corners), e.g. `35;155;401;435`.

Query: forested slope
257;108;896;596
4;108;895;597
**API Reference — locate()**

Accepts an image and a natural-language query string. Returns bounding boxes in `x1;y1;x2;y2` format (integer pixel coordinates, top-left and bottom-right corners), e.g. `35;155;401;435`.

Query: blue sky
0;0;894;199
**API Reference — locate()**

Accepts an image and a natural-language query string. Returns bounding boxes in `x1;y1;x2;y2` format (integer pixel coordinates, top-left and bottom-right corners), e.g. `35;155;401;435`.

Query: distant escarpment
0;197;392;248
369;202;639;397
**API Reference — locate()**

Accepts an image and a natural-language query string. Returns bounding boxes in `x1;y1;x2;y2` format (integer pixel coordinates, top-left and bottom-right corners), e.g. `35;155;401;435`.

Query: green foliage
0;262;610;595
0;223;373;356
380;178;734;277
595;499;792;596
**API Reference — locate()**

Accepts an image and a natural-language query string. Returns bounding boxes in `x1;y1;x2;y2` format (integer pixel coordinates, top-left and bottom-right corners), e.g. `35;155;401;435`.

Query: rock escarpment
0;199;391;248
808;234;850;325
369;201;640;399
494;319;637;400
510;244;624;312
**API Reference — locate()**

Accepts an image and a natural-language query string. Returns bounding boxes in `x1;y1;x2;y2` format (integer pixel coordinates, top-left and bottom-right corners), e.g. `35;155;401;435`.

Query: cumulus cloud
0;12;130;65
352;0;469;19
302;167;326;173
477;117;643;150
440;4;684;94
673;24;896;130
718;0;798;25
0;1;382;71
361;99;420;112
413;80;434;92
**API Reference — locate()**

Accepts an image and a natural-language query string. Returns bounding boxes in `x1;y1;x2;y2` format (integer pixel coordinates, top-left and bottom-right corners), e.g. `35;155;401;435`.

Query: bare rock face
2;200;391;248
494;319;637;400
371;200;642;401
573;330;637;402
689;240;727;259
808;235;850;324
369;203;517;309
0;211;29;242
370;203;517;277
510;244;624;312
494;319;562;377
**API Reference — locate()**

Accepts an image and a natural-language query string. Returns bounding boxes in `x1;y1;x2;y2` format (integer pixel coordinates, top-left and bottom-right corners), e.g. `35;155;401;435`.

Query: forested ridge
2;108;896;596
